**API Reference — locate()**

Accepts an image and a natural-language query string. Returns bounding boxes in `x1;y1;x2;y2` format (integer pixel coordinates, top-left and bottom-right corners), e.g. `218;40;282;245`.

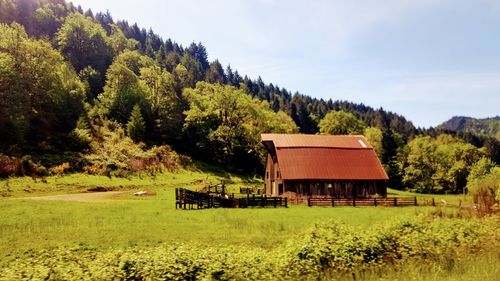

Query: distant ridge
437;116;500;140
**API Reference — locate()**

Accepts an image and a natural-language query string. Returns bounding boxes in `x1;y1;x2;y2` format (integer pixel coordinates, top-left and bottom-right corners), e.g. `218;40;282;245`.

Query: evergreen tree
205;60;226;84
127;104;145;142
144;38;155;58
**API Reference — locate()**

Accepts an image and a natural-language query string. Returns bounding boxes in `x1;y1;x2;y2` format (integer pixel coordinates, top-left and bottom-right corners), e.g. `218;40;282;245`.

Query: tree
127;104;145;142
173;63;190;92
363;127;383;156
381;129;404;189
155;43;167;66
400;135;485;193
467;157;496;189
140;65;183;143
113;50;154;76
98;60;147;124
0;23;86;148
79;66;101;100
319;110;366;135
205;60;226;84
144;38;155;58
183;82;297;171
108;24;137;55
31;2;72;38
187;42;209;71
55;13;113;93
179;53;204;87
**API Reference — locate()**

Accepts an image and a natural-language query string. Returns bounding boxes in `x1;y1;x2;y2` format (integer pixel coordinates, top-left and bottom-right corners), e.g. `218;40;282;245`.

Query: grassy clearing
0;188;435;255
0;172;497;280
0;171;477;255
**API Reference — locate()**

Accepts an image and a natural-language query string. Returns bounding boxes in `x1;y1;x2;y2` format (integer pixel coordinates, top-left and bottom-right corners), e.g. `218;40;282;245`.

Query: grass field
0;187;435;255
0;170;498;280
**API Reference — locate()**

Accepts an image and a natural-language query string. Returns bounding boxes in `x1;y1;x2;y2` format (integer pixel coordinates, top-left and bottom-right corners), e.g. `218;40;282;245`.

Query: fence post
353;197;356;207
374;198;377;207
285;197;288;208
432;198;435;206
414;196;417;206
308;196;311;207
331;195;334;207
273;197;277;208
394;197;397;206
183;189;187;210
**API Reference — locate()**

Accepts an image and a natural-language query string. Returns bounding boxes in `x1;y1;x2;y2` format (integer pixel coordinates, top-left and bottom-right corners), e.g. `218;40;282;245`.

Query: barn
261;134;388;198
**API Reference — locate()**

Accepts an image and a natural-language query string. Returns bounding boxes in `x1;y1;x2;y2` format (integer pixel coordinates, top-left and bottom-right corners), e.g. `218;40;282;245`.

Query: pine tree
144;38;155;58
127;105;145;142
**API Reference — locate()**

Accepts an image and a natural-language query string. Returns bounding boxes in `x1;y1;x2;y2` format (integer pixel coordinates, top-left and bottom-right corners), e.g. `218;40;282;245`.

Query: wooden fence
175;188;286;209
239;187;264;195
238;194;287;208
307;196;422;207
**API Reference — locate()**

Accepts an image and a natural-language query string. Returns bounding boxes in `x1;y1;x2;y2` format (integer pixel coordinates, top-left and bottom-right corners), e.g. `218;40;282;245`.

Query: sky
70;0;500;128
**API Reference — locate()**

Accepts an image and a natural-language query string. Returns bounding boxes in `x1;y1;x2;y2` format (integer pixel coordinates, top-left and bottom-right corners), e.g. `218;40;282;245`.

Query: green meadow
0;171;498;280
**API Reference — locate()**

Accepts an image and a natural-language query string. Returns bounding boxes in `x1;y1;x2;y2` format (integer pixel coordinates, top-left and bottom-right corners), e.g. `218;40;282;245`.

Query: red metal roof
261;133;372;149
276;147;388;180
261;134;388;181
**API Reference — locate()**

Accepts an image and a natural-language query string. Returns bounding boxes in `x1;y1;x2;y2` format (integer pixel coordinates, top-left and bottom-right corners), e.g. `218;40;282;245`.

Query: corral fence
175;188;287;209
239;187;264;195
238;194;287;208
307;196;437;207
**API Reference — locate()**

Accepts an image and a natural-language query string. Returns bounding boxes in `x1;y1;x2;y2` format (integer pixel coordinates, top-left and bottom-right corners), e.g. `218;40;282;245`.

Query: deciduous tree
319;110;366;135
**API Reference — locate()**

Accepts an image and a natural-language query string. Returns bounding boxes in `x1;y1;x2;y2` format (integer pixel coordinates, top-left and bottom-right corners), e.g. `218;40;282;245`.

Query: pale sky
71;0;500;128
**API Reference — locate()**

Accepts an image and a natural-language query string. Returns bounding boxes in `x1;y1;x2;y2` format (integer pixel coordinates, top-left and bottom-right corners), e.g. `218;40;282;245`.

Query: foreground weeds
1;215;498;280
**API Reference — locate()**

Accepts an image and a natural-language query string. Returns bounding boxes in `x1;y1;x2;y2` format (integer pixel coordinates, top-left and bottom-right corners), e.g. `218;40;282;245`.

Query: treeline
0;0;418;137
318;111;499;194
0;0;498;193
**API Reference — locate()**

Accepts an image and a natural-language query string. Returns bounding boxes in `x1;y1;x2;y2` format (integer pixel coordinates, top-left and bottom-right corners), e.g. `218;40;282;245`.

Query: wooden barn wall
282;180;387;198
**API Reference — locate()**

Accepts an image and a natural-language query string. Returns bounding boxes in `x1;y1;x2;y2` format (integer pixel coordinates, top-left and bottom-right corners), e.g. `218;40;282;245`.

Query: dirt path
18;191;130;202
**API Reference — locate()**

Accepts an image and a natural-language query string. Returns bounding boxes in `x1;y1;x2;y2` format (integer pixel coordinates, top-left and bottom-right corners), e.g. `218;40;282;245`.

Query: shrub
49;162;71;175
468;167;500;214
0;154;21;177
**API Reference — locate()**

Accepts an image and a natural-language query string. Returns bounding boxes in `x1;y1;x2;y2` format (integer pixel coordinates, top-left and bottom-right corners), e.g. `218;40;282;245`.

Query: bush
0;154;48;178
49;162;71;175
0;154;21;177
468;167;500;214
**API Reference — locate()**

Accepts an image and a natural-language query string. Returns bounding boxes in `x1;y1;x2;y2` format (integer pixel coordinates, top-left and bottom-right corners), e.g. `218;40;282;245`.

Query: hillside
0;0;499;193
0;0;417;137
437;116;500;140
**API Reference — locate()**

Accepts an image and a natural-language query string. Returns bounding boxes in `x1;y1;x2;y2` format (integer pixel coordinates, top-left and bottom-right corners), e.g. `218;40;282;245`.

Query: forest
0;0;499;194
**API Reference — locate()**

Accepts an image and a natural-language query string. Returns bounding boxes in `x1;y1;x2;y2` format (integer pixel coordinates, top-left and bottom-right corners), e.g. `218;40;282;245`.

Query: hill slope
437;116;500;140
